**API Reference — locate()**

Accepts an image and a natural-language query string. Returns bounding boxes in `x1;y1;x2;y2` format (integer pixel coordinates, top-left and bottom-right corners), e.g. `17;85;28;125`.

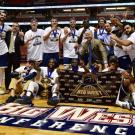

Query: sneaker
0;87;5;95
0;90;5;95
4;89;10;94
6;96;17;103
132;106;135;110
131;101;135;110
122;101;132;110
15;96;33;106
47;96;59;106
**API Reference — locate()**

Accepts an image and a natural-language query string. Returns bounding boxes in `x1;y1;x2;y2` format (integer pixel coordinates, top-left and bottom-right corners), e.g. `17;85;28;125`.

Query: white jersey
128;32;135;44
114;46;128;58
63;64;86;72
43;27;61;53
24;29;44;61
74;67;85;72
97;28;107;41
122;32;135;61
111;26;121;32
78;26;95;45
102;33;111;45
15;66;37;74
0;24;11;55
114;33;128;58
15;66;37;80
102;67;125;73
40;67;58;84
61;28;78;58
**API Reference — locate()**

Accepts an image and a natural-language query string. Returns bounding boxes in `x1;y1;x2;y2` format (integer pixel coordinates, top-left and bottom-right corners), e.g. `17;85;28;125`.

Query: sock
26;91;32;97
116;100;123;107
132;92;135;106
116;100;128;107
52;93;57;97
0;69;4;87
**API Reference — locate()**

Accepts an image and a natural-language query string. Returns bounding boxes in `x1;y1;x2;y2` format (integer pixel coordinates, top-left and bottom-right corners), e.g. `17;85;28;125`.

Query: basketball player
0;11;11;94
61;18;79;64
111;22;135;75
78;19;95;45
42;17;62;66
103;56;135;110
24;18;44;62
16;58;60;106
40;58;60;106
6;60;38;104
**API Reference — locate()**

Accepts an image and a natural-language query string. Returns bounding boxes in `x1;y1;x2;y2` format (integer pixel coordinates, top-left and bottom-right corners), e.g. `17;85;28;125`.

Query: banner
59;70;122;104
0;103;134;135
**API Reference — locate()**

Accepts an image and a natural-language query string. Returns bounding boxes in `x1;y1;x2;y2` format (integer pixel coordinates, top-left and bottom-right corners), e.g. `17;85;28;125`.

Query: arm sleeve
128;32;135;44
23;72;37;80
10;71;20;78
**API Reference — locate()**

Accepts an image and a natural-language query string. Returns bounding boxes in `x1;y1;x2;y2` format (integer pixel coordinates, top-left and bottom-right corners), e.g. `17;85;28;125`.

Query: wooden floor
0;94;135;135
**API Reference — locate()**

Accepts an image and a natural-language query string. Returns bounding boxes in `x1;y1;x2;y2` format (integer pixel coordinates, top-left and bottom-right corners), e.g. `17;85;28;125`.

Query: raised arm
111;34;133;46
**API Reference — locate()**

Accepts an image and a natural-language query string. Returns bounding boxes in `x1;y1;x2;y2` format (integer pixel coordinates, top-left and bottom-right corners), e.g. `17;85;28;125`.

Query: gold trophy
41;77;52;99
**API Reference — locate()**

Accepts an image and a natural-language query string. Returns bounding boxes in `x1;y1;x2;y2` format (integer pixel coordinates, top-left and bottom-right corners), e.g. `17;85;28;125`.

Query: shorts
0;53;8;68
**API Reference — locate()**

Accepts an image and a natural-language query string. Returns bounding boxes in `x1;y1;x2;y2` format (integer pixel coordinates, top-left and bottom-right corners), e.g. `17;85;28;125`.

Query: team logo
70;83;108;97
0;103;134;135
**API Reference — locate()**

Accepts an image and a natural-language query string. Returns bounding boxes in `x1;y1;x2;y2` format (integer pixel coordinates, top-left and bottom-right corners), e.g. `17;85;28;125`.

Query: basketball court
0;0;135;135
0;94;134;135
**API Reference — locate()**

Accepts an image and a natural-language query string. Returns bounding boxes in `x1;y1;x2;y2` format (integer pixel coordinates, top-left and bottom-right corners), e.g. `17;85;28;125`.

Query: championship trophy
41;77;52;99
